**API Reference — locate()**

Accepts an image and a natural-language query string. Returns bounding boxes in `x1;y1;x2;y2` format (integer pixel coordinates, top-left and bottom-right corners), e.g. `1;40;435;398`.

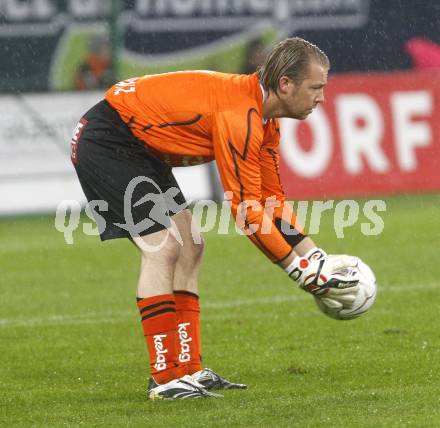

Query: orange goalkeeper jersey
105;71;303;263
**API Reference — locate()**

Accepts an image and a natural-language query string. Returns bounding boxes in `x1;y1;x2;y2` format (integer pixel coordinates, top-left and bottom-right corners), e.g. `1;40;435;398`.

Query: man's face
278;61;328;120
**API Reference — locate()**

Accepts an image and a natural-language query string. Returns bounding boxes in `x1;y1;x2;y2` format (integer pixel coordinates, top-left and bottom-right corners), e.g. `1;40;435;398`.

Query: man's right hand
285;253;360;303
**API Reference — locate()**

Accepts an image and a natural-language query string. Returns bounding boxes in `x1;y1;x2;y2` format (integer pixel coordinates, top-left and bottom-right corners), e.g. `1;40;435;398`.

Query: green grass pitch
1;194;440;427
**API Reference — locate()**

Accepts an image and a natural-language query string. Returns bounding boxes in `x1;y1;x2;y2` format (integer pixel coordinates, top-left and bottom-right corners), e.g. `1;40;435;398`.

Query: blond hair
257;37;329;93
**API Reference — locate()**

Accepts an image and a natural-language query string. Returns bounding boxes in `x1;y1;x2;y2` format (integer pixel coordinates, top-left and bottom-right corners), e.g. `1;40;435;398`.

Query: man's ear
278;76;293;95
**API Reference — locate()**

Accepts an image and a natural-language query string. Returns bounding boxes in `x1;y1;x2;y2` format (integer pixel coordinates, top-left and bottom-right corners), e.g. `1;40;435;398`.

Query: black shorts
71;100;187;241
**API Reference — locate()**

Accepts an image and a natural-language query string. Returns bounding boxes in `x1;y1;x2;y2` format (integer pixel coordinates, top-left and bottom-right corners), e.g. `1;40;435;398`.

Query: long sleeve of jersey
213;108;304;263
259;129;306;251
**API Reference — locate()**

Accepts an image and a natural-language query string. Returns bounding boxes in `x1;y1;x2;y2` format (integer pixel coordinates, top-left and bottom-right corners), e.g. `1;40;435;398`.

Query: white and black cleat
148;374;223;400
192;368;247;391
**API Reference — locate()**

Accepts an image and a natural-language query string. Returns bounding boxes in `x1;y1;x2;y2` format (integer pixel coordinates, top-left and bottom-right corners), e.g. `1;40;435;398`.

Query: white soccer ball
314;259;377;320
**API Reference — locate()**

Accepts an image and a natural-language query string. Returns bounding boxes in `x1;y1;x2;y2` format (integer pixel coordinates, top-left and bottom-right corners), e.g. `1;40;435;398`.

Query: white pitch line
0;282;438;329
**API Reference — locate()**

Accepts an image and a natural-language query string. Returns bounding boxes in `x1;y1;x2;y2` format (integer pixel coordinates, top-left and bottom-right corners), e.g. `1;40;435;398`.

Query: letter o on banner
280;107;332;178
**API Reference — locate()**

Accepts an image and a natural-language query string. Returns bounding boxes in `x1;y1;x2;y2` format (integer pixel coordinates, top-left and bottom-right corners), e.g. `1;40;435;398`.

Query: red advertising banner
279;70;440;199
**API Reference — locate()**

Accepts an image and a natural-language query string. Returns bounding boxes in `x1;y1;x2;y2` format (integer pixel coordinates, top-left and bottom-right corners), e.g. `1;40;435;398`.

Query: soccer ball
314;259;377;320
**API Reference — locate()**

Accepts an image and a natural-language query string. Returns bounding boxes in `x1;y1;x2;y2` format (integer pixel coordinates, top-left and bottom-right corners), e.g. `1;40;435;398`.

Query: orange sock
174;290;202;375
137;294;185;384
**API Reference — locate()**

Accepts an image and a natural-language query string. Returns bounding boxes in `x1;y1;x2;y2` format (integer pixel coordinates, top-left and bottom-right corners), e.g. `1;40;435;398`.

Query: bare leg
133;228;181;298
171;209;204;293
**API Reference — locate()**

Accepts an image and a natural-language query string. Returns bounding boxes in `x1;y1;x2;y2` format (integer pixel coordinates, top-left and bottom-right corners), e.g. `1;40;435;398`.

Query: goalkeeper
71;37;359;400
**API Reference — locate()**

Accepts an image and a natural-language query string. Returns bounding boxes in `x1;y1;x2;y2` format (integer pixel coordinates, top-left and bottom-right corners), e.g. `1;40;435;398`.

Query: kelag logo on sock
153;334;168;370
178;322;192;363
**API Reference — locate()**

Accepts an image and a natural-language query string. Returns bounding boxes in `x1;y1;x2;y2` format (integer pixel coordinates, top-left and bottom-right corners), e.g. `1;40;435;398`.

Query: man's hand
303;247;327;262
285;252;360;301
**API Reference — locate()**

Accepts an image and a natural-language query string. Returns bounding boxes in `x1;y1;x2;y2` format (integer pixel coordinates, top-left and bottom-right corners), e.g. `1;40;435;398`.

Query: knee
163;238;183;265
186;235;205;263
139;234;182;266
